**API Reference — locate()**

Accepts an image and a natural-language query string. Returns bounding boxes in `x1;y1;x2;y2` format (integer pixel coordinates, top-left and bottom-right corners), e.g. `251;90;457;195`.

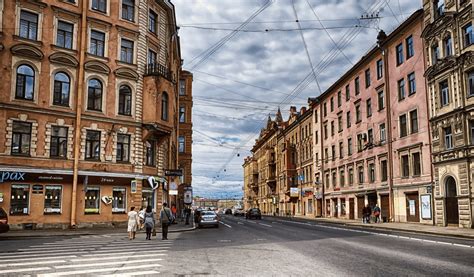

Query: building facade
422;0;473;228
0;0;185;229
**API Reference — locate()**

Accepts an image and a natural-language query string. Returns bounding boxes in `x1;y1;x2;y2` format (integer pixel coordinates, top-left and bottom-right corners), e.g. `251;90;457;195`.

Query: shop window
50;126;68;158
53;72;70;106
85;130;101;160
118;85;132;116
116;134;130;162
121;0;134;22
57;21;73;49
376;59;383;79
44;185;62;214
12;121;32;156
87;79;103;111
16;64;35;101
84;187;100;214
341;200;346;216
145;140;155;166
10;184;30;215
112;187;126;213
142;188;153;209
19;10;38;40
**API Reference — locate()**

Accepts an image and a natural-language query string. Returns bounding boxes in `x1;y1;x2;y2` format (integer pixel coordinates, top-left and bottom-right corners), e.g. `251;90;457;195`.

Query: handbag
152;228;156;236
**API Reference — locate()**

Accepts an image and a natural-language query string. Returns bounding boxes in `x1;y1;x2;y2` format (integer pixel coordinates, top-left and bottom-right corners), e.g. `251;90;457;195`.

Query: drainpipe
70;0;88;228
319;102;325;217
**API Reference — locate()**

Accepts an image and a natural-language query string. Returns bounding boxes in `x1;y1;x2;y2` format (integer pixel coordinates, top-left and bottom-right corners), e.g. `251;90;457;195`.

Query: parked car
0;208;9;233
233;208;245;216
198;211;219;228
246;208;262;220
224;209;232;215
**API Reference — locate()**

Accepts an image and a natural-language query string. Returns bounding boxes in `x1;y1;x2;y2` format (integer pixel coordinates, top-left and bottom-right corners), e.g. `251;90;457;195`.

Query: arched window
87;79;102;111
161;91;168;120
53;72;70;106
15;64;35;100
118;85;132;116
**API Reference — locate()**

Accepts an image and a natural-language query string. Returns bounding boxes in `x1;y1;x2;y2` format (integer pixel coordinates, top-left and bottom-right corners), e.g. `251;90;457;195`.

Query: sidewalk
0;218;195;238
271;215;474;240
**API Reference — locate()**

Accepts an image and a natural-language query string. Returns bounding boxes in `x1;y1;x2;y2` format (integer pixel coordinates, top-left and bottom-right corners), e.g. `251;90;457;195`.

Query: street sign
183;187;193;204
165;169;183;176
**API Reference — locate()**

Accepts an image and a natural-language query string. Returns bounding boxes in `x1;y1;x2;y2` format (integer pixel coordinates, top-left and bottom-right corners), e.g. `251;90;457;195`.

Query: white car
198;211;220;228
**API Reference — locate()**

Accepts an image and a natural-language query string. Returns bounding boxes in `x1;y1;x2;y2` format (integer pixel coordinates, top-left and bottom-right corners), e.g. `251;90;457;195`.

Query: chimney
290;106;297;115
377;30;387;47
300;107;307;114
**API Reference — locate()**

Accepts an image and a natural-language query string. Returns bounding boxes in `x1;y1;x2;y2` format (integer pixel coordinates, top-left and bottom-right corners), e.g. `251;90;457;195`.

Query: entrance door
332;199;338;217
316;199;322;217
445;176;459;225
380;194;390;222
349;198;355;219
405;192;420;222
357;197;365;219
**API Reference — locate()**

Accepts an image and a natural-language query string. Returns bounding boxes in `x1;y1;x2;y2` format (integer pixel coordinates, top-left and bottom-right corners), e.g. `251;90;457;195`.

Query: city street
2;215;474;276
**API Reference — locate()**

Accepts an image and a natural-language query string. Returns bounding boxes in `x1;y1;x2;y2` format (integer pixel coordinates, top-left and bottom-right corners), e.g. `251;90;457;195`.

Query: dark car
246;208;262;220
0;208;9;233
224;209;232;215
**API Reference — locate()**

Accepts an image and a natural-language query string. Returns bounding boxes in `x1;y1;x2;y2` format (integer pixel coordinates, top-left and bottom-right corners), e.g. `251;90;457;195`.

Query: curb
268;216;474;240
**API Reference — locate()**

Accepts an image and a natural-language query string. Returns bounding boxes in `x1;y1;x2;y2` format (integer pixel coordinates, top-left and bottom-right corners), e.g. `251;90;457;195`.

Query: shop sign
131;180;137;193
183;187;193;204
101;196;113;205
0;171;26;183
421;194;432;220
290;187;300;197
165;169;183;176
147;176;159;190
169;190;178;195
32;185;43;194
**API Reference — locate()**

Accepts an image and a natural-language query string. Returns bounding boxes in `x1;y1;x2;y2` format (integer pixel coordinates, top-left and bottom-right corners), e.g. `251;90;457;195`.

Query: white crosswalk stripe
0;234;172;276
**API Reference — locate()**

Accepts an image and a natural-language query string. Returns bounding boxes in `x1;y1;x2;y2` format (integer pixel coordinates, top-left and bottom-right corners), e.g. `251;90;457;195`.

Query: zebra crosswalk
0;233;172;276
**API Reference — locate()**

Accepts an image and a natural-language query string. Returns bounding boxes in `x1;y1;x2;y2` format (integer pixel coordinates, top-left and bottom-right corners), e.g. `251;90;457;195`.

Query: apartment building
0;0;184;229
422;0;473;228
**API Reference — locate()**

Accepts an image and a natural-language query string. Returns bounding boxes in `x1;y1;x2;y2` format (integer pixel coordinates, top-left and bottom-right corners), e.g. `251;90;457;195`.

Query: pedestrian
373;204;381;223
127;206;139;240
138;206;145;230
171;203;177;223
184;206;191;225
363;204;372;224
160;203;174;240
144;205;155;240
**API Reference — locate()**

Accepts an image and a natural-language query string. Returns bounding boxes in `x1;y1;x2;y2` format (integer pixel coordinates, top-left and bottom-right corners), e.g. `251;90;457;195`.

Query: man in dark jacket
160;203;173;240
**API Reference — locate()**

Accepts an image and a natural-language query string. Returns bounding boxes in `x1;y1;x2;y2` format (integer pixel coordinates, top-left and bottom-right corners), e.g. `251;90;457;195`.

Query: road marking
98;271;160;277
54;258;163;269
218;240;231;243
93;247;170;253
75;251;167;258
0;255;77;262
0;267;51;274
258;223;272;227
246;220;257;224
237;222;244;225
453;243;472;248
0;260;67;267
38;264;162;277
219;221;232;228
72;253;166;262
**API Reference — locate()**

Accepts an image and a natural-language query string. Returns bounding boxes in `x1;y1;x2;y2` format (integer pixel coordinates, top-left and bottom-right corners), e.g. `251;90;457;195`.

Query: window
87;79;102;111
469;71;474;97
410;110;418;134
408;73;416;95
444;126;453;149
398;78;406;101
348;168;354;186
440;80;449;106
53;72;70;106
357;134;364;152
355;104;361;123
365;69;371;88
396;43;404;65
91;0;106;13
432;43;440;64
369;164;375;183
345;85;350;101
19;10;38;40
358;166;364;184
120;39;134;64
324;124;328;139
85;130;100;160
12;121;31;156
324;148;329;163
44;185;62;214
57;21;73;49
330;97;334;112
90;30;105;57
145;140;155;166
315;130;318;144
346;112;351;128
112;187;126;213
471;121;474;145
179;80;186;95
381;160;388;181
380;123;386;143
401;155;409;177
435;0;444;17
149;10;157;34
355;77;360;95
148;49;157;65
179;106;186;123
406;35;414;59
376;59;383;79
332;172;337;187
331;121;335;136
331;145;336;160
337;91;342;107
161;92;169;120
179;136;185;153
463;22;472;47
340;170;345;187
118;85;132;116
368;129;373;145
85;187;100;214
413;153;421;176
323;103;327;117
378;90;385;110
325;174;330;189
338;115;342;132
339;142;343;159
50;126;68;158
399;114;408;137
444;35;452;57
314;110;318;123
366;99;372;117
116;134;130;162
16;65;35;100
10;184;30;215
348;137;352;155
122;0;134;21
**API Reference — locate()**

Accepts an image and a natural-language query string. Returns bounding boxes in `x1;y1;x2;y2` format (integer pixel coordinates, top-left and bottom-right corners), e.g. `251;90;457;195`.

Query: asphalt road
1;216;473;276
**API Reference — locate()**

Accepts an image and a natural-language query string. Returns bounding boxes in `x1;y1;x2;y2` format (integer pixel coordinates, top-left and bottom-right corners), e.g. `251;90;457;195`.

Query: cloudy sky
172;0;421;199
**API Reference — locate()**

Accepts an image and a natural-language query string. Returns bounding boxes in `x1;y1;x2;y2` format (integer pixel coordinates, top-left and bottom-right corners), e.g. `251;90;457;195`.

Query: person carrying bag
143;205;155;240
160;203;174;240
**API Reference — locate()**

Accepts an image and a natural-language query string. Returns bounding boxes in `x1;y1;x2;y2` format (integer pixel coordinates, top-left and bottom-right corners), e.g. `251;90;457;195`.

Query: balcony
145;63;173;82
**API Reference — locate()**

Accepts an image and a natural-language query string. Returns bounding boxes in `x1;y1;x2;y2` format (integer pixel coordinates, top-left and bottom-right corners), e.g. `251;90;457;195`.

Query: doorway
316;199;322;217
445;176;459;225
405;192;420;222
349;198;355;219
380;194;390;222
357;196;365;219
